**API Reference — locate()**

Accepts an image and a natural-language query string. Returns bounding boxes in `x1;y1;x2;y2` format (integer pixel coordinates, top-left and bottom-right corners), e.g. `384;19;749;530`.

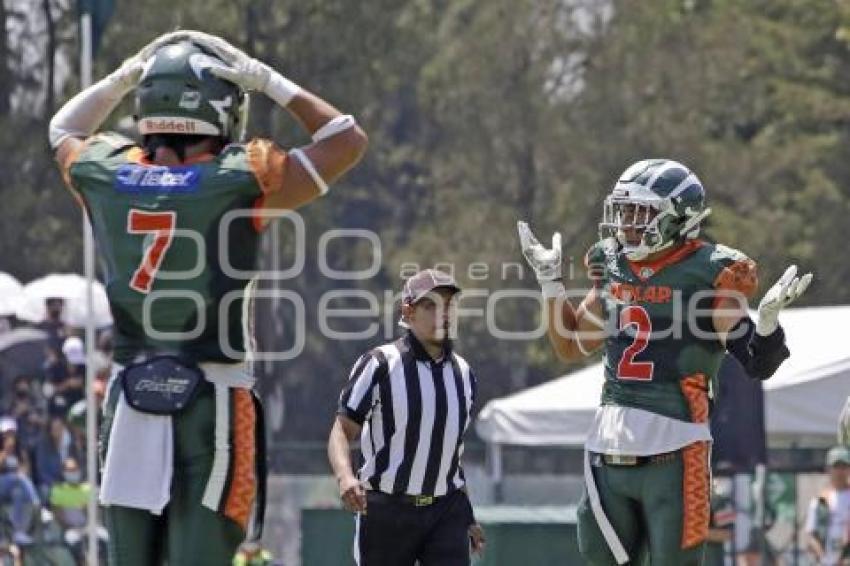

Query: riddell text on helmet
143;118;198;133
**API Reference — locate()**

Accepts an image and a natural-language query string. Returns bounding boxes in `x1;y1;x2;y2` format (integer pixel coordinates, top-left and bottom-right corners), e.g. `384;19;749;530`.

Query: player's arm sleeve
715;256;789;380
337;352;381;425
724;315;789;380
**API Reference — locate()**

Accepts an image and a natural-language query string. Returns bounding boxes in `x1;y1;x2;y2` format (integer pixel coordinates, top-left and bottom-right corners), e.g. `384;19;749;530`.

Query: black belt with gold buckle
594;450;679;467
369;491;443;507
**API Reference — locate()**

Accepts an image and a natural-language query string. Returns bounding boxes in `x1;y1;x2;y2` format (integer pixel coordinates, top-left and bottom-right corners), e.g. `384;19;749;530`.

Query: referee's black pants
353;489;474;566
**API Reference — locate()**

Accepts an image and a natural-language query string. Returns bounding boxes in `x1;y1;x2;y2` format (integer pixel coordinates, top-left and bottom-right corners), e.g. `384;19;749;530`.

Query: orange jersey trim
58;139;91;210
246;139;287;195
246;139;288;231
680;373;709;424
627;239;705;281
713;258;758;300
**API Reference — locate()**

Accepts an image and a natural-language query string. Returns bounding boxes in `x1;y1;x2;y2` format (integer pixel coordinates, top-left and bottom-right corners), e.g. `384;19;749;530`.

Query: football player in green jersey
49;31;367;565
518;159;812;566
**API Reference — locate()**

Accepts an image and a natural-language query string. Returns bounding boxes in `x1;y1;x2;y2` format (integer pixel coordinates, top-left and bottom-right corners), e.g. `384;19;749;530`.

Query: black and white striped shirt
337;331;477;497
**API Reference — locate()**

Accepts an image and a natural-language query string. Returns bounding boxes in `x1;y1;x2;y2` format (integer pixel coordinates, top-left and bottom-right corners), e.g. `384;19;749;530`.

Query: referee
327;269;486;566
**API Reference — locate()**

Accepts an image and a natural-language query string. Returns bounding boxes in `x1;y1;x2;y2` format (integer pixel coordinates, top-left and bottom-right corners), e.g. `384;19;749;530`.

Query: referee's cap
398;269;462;328
402;269;462;305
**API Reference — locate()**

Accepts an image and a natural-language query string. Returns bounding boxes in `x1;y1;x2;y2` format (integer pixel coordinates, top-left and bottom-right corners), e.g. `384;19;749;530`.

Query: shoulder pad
710;243;750;265
74;131;137;164
89;131;136;150
711;244;758;298
220;141;248;156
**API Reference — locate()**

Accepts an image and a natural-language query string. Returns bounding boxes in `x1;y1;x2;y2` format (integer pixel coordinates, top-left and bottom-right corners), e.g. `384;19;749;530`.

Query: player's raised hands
517;221;562;282
756;265;813;336
133;30;300;107
106;31;230;92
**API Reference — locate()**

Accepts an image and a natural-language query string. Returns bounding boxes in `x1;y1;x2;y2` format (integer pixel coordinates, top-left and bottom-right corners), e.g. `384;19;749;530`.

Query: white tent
476;306;850;447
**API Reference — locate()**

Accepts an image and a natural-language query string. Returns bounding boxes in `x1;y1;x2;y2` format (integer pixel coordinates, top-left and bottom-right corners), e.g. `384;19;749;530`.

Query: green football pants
100;379;246;566
576;444;710;566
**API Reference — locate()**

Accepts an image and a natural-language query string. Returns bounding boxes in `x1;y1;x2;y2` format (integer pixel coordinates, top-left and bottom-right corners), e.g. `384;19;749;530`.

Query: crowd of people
0;294;279;565
0;297;110;563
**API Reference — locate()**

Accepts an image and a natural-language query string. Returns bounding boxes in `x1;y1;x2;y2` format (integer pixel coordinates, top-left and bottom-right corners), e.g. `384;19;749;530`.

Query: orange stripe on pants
680;441;710;548
680;373;710;548
223;389;257;531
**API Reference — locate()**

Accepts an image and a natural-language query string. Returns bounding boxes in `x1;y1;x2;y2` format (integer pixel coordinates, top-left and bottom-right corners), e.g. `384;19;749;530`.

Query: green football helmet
135;40;247;140
599;159;711;260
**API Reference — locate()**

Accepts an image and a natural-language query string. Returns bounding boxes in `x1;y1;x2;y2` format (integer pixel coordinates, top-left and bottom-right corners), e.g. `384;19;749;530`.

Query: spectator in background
33;416;75;497
49;457;106;563
38;298;67;356
44;337;85;418
9;376;43;457
805;446;850;566
66;376;106;477
93;329;113;382
0;417;39;545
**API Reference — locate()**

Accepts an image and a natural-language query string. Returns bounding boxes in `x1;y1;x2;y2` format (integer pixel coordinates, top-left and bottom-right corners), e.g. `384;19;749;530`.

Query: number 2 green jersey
62;132;289;364
585;237;758;424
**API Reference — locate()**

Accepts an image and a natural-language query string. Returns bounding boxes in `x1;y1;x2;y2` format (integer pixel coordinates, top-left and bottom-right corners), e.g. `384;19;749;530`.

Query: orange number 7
127;209;176;294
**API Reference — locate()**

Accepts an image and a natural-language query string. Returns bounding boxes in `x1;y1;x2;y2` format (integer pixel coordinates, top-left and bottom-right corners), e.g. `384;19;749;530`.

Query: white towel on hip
99;391;173;515
97;361;253;515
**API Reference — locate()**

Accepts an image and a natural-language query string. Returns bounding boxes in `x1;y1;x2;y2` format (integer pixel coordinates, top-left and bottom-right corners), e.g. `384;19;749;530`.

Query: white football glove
106;56;146;93
756;264;813;336
136;30;239;64
131;30;299;106
517;221;565;298
107;33;176;92
106;31;226;92
209;57;275;93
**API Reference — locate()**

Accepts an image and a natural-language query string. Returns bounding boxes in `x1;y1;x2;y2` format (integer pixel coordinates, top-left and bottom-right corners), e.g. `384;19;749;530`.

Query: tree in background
2;0;848;457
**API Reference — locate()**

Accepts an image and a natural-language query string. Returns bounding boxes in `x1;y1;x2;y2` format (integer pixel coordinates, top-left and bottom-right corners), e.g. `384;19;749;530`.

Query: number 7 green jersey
62;132;289;364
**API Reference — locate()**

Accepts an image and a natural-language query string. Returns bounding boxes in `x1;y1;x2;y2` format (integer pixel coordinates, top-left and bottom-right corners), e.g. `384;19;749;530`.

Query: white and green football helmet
599;159;712;261
134;40;248;141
